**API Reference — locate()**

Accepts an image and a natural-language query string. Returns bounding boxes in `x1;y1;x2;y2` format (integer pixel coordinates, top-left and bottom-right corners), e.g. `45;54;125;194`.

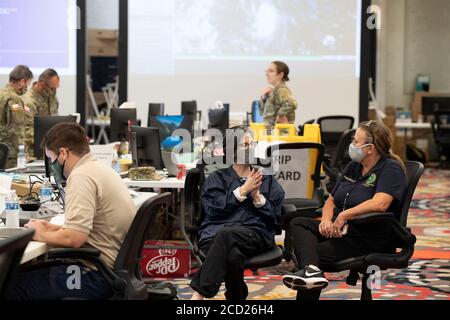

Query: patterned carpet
155;169;450;300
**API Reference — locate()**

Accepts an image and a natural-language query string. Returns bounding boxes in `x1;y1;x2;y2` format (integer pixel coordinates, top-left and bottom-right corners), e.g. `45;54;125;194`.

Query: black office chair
0;142;9;170
0;229;35;300
317;116;355;156
46;193;173;300
185;159;283;277
298;119;315;136
147;103;165;126
317;161;424;300
322;129;356;192
431;110;450;167
181;100;198;123
266;143;325;261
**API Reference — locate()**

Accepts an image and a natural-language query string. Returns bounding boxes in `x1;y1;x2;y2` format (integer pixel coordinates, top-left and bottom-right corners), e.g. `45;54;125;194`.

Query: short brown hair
272;61;290;82
39;68;59;84
9;65;33;83
41;122;90;156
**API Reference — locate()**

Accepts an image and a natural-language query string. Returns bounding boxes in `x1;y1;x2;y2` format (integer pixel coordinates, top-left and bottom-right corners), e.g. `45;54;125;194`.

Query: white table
122;177;185;189
395;122;431;129
20;191;158;264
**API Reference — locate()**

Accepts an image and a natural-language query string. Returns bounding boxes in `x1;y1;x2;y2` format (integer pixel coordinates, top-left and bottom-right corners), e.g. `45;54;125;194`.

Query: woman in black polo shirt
282;120;407;299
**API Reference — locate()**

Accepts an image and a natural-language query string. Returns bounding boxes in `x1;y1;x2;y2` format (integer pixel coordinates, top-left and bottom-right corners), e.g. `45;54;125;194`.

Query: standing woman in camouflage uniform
0;65;33;168
22;69;60;157
259;61;298;129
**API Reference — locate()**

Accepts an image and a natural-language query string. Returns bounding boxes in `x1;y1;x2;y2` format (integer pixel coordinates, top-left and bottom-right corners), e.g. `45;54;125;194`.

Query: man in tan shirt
10;123;135;300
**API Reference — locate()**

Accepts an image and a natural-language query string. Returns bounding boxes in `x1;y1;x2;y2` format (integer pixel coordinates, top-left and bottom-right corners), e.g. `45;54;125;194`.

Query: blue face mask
348;143;372;163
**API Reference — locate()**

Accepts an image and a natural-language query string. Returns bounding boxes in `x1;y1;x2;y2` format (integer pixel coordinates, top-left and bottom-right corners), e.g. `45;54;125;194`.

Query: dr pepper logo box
140;240;191;278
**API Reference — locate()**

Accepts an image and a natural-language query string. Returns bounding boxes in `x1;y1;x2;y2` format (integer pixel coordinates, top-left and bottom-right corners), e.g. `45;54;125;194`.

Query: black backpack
146;280;178;300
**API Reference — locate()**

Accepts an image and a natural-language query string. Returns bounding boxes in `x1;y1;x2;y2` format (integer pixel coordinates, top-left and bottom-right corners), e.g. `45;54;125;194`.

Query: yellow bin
250;123;322;198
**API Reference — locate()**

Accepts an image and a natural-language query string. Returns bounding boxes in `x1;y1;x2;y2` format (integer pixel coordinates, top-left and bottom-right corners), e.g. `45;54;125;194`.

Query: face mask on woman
348;143;372;163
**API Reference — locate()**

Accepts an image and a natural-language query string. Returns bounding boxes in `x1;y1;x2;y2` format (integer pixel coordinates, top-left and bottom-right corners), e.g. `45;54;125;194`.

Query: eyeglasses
362;120;377;143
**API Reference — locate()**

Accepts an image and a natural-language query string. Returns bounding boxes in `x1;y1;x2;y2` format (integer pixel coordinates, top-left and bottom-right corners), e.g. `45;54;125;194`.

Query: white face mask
348;143;372;163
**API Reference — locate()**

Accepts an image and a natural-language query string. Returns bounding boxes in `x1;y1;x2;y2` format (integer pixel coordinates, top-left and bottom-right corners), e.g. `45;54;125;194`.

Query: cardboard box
393;134;406;161
140;241;191;278
11;181;41;198
382;115;396;128
368;109;377;121
88;46;118;57
88;37;117;49
87;29;118;40
385;106;396;116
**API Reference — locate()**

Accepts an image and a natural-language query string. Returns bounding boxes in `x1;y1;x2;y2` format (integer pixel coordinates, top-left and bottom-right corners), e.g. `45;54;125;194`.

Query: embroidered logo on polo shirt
364;173;377;187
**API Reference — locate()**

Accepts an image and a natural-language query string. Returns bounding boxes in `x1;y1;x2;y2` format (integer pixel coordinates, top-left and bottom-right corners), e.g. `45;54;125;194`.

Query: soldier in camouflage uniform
259;61;298;129
22;69;60;158
0;65;33;168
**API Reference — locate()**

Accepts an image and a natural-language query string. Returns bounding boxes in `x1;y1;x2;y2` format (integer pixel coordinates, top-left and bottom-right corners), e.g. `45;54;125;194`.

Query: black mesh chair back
147;103;165;126
332;129;356;172
399;161;424;227
113;193;172;300
317;116;355;153
0;229;35;299
181;100;197;124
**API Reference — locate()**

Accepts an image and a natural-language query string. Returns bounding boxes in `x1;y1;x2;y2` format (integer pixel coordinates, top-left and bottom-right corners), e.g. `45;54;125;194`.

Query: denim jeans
9;262;113;300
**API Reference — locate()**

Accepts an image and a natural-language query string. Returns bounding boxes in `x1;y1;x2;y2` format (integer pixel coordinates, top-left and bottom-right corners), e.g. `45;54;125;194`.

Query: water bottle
5;190;20;228
40;178;53;204
112;151;121;174
17;145;26;169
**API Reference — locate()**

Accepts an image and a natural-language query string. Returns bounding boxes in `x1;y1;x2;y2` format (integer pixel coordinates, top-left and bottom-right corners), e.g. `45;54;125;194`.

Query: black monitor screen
44;155;66;207
150;115;191;148
422;97;450;117
34;116;77;159
110;109;137;142
130;126;163;169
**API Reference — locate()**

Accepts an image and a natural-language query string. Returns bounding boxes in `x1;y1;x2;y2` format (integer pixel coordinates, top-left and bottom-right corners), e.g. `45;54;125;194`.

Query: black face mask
50;151;67;185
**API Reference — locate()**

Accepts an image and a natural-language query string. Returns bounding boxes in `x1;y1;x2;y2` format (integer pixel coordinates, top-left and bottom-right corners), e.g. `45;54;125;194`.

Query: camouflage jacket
0;85;30;168
22;85;59;117
259;82;298;128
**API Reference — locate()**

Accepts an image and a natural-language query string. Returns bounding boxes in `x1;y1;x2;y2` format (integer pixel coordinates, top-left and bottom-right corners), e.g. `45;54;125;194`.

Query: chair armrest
348;212;416;246
281;204;297;216
349;212;395;224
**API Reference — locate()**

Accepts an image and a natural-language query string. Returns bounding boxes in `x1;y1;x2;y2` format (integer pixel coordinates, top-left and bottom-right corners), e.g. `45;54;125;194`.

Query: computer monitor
130;126;164;169
34;116;77;159
422;97;450;118
148;103;165;126
110;108;137;142
208;108;229;134
149;115;191;144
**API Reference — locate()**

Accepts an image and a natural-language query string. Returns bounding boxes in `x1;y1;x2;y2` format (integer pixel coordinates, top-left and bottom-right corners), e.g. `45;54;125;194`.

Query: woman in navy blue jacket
282;121;407;300
190;126;285;301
